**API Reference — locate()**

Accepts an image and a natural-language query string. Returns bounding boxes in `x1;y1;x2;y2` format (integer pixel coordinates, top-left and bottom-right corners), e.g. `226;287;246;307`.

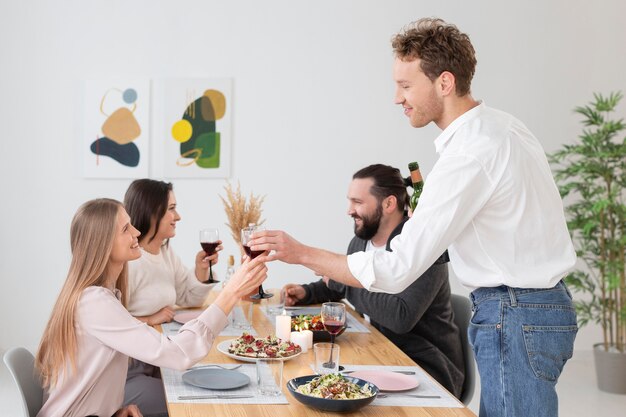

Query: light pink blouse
37;286;227;417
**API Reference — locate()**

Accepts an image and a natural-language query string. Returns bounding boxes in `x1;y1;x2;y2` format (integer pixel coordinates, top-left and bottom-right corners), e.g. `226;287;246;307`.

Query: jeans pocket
522;324;578;382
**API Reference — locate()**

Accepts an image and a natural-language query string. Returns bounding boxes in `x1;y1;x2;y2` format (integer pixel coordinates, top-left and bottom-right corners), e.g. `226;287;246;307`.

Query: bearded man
281;164;465;398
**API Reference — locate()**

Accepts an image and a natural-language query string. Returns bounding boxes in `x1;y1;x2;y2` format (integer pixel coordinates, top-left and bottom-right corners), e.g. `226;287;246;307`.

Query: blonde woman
35;199;267;417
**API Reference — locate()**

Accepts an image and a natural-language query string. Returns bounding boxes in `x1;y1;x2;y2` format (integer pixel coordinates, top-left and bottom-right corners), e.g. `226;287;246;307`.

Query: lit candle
275;310;292;342
290;327;309;353
301;329;313;349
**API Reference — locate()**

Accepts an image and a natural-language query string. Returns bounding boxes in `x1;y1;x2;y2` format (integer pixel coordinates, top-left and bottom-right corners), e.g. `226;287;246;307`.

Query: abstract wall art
83;79;150;178
160;78;232;178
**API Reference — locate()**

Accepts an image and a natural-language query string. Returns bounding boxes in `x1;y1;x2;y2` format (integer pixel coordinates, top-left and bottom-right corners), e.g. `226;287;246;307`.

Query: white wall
1;0;624;353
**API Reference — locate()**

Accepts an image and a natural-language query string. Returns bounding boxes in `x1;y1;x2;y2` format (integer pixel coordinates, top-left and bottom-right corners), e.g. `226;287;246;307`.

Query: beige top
127;245;215;316
37;286;228;417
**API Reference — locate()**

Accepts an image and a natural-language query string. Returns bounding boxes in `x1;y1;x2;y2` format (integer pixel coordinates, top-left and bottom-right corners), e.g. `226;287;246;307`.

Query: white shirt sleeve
349;153;494;293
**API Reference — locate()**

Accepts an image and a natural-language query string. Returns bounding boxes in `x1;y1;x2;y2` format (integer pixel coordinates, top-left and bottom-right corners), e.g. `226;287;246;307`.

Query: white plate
182;368;250;390
217;339;303;363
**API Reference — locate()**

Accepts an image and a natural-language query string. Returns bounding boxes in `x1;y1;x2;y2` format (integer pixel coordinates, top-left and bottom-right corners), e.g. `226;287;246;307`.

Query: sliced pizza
228;333;302;359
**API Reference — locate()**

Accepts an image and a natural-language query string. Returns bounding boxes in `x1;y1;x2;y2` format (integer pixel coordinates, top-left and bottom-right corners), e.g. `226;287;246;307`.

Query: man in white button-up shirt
251;18;577;417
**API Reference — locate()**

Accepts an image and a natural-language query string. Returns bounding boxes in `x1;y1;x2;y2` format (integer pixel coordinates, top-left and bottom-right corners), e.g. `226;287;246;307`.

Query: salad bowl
287;374;379;412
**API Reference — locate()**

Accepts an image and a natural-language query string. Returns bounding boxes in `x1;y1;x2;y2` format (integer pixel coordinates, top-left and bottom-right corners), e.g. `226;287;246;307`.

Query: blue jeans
468;281;577;417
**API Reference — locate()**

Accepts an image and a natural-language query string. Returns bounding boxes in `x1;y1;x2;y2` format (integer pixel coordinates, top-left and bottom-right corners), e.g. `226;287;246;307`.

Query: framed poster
160;78;232;178
83;79;150;178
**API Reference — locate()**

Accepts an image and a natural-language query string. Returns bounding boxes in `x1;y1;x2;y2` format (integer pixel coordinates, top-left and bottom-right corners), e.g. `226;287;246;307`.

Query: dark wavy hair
391;18;477;96
124;179;173;244
353;164;409;213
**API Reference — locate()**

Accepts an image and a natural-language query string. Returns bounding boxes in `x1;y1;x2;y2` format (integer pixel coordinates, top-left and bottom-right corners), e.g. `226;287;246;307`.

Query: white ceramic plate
217;339;303;363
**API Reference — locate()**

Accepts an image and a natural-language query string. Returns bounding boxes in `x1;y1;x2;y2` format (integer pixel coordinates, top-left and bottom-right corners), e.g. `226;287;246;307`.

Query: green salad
296;373;374;400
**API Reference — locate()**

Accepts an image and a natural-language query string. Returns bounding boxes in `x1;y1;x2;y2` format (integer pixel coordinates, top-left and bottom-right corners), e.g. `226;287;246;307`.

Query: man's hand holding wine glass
247;229;308;264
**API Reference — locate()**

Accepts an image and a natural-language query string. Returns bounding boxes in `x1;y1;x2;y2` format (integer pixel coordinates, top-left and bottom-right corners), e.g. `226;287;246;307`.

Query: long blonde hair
36;198;129;388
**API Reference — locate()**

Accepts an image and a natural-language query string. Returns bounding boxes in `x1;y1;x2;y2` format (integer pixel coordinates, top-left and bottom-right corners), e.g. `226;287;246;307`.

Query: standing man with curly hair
251;18;577;417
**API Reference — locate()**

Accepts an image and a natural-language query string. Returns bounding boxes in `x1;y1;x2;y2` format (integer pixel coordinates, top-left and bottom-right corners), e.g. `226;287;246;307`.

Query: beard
353;204;383;241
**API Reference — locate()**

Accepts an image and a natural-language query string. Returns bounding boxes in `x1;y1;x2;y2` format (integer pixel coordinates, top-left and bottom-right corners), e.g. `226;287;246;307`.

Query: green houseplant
549;91;626;394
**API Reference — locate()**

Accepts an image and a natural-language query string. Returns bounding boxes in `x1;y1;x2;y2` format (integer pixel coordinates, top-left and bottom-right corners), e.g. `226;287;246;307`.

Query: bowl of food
291;314;346;342
287;373;378;412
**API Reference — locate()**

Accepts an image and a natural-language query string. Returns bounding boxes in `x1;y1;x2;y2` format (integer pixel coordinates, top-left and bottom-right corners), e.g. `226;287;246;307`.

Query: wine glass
320;302;346;369
241;224;273;299
199;228;219;283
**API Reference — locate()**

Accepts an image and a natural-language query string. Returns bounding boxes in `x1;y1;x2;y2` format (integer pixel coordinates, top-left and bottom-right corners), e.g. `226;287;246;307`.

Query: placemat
263;307;370;333
162;363;288;405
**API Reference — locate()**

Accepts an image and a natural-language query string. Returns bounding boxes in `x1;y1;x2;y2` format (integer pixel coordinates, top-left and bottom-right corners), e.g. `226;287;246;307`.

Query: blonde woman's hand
215;257;268;314
227;256;268;298
114;404;143;417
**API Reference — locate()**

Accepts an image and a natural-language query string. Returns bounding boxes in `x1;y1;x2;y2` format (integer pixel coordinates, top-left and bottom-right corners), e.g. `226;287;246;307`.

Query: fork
191;364;242;371
377;393;441;399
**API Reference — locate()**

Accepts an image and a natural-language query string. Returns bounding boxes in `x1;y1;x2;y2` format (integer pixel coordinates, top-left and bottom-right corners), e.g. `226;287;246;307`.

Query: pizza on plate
228;332;302;358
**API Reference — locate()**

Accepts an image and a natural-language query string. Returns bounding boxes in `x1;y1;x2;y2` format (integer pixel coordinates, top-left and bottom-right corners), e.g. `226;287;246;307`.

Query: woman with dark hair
35;198;267;417
122;179;220;415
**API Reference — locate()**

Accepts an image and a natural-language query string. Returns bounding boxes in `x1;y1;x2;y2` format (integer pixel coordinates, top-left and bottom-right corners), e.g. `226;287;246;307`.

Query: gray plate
182;368;250;390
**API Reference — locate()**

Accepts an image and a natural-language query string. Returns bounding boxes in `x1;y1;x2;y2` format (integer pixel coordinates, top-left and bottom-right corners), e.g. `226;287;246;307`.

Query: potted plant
549;91;626;394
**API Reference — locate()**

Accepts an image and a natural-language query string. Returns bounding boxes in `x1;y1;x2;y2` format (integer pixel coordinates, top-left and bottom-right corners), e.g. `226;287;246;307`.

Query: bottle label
410;169;423;183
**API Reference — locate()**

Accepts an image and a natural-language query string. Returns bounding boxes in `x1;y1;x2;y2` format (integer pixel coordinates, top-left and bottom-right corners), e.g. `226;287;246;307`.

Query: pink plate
173;310;202;324
347;371;419;392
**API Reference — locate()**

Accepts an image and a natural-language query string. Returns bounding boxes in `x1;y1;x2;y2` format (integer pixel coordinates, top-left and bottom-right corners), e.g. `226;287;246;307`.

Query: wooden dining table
162;292;477;417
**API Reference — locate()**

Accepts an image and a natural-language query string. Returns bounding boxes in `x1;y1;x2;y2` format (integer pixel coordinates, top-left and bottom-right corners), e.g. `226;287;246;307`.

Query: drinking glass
256;358;283;396
241;224;273;299
320;302;346;369
199;228;219;283
265;289;285;315
229;298;253;330
314;343;340;375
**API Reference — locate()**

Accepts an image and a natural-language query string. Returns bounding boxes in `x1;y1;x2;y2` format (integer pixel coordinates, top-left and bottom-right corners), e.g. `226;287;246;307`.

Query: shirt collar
434;101;484;154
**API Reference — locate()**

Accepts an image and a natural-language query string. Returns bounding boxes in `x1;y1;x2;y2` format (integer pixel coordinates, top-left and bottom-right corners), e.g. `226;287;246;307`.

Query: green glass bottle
408;161;424;212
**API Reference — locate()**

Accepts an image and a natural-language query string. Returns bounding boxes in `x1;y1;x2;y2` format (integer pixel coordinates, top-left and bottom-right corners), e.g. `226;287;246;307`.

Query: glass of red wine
199;228;219;284
241;224;273;300
320;302;346;369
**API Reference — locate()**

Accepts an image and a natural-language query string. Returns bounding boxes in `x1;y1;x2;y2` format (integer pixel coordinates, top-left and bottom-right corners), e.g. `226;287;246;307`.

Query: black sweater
298;218;465;398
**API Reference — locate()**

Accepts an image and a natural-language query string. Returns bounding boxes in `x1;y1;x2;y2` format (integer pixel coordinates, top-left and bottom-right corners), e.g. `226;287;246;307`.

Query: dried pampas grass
220;181;265;244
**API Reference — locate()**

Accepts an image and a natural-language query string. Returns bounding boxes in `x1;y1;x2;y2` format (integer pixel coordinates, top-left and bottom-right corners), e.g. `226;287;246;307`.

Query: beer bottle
408;161;424;212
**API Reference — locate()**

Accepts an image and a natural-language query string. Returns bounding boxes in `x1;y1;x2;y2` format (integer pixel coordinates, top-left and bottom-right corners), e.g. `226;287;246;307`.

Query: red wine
201;242;219;255
323;320;344;335
243;245;263;259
